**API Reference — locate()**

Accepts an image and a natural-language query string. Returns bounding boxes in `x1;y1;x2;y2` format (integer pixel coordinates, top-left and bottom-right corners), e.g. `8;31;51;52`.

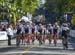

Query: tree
0;0;38;15
0;0;38;23
44;0;75;13
44;0;56;12
67;0;75;12
21;0;38;14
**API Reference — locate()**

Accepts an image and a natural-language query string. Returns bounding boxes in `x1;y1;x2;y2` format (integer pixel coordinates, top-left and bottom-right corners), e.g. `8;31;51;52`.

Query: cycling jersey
31;26;35;34
61;26;69;38
53;25;59;34
24;25;29;34
47;26;53;34
21;25;25;34
16;25;21;34
37;25;43;34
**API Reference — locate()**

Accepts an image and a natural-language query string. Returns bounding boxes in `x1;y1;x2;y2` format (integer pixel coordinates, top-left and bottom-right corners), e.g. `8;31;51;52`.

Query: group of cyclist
15;22;70;49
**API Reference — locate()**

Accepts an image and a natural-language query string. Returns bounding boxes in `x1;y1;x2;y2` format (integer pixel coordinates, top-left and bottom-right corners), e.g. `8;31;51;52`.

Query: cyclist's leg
21;33;24;45
24;33;26;45
43;35;45;44
62;32;66;49
16;34;20;46
62;35;68;49
49;32;52;45
31;34;35;44
53;33;57;46
25;34;28;45
42;34;45;44
62;36;65;49
27;34;30;45
25;34;27;45
16;35;18;46
41;34;44;44
65;36;68;49
48;32;51;45
39;34;42;45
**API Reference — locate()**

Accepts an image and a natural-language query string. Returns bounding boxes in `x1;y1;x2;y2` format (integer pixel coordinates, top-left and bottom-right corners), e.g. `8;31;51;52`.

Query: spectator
7;24;13;46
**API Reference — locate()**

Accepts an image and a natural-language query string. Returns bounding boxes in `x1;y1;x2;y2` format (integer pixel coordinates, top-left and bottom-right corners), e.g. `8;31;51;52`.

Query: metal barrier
70;30;75;37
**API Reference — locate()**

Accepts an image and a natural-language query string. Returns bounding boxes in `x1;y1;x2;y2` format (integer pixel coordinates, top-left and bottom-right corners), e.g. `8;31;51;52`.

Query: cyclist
31;23;36;44
42;25;46;44
61;23;70;49
47;23;53;45
53;22;59;46
20;24;25;45
24;24;30;45
16;23;21;46
37;24;43;45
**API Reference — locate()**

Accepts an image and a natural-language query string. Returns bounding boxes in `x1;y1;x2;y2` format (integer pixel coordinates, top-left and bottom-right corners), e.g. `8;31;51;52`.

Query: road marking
23;51;75;55
19;45;35;55
0;45;74;55
1;51;75;55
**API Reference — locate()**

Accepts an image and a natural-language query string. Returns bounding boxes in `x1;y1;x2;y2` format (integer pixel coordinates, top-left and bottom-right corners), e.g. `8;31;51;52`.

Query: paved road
0;37;75;55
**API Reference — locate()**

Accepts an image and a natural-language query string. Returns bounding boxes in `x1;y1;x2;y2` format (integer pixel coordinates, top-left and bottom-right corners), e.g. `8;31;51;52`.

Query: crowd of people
0;21;70;49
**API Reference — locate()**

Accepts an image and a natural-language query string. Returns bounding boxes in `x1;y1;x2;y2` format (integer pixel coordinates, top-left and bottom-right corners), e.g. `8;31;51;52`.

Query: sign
0;31;8;40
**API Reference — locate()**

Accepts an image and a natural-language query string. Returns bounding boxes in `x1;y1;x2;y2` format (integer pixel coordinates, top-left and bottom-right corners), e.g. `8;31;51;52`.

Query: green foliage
44;0;75;13
0;0;38;14
0;0;38;21
21;0;38;14
44;0;55;12
15;0;22;8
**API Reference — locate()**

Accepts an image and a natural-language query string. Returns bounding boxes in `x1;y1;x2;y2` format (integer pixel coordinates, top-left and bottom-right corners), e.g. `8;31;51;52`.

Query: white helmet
55;22;58;25
49;23;51;26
